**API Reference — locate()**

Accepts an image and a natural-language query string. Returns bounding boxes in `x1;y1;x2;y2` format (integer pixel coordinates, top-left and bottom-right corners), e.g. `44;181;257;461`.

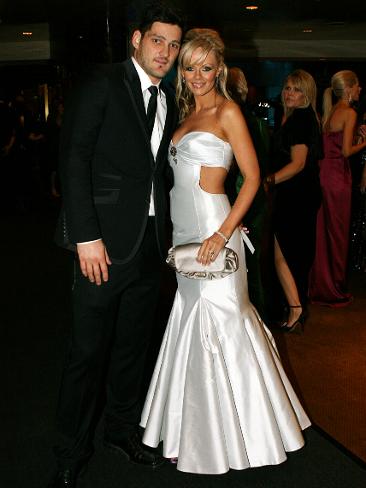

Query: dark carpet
1;203;366;488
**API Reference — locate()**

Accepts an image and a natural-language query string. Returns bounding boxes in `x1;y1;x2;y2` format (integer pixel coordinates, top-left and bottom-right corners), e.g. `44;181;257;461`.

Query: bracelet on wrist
263;174;276;189
215;230;229;244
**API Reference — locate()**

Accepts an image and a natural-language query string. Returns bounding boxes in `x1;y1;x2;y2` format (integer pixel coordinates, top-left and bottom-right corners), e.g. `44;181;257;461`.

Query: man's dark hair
138;1;185;37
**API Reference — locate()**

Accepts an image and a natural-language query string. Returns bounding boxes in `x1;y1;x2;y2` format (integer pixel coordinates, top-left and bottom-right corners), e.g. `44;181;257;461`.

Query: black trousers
54;219;162;468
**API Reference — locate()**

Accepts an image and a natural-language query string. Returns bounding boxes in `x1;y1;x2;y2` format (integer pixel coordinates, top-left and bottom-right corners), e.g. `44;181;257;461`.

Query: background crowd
0;89;64;214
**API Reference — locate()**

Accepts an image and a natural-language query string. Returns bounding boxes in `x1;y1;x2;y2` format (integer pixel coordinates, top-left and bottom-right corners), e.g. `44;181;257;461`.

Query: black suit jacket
56;59;177;263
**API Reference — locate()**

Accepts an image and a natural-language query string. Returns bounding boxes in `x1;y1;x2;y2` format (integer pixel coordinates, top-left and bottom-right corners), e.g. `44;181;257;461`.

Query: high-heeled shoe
279;304;301;327
279;305;305;334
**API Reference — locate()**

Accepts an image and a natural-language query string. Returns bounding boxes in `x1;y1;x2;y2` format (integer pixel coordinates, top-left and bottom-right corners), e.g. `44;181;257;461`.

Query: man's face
132;21;182;84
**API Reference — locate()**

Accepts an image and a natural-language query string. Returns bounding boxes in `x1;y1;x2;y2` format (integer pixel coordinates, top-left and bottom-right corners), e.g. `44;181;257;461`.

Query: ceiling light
245;5;258;10
303;29;313;33
22;32;33;36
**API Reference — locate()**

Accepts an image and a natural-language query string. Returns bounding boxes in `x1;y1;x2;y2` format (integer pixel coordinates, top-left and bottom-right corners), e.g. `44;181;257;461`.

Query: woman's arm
342;109;366;157
220;102;260;238
198;102;260;264
268;144;308;186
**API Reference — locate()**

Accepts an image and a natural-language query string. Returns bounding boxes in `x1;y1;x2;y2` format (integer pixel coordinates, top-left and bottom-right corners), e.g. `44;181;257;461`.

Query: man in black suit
49;4;183;487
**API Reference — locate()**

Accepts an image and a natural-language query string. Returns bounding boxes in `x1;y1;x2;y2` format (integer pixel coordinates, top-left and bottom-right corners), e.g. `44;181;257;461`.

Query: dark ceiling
1;0;366;112
1;0;366;91
0;0;364;27
1;0;365;49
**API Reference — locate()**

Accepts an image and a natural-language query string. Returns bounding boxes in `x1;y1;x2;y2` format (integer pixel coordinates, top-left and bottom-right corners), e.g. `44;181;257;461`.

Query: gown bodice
168;131;234;247
169;131;233;171
320;130;351;181
322;130;346;160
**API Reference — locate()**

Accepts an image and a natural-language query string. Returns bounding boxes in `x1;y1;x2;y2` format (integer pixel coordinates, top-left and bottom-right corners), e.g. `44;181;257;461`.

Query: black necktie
146;85;158;138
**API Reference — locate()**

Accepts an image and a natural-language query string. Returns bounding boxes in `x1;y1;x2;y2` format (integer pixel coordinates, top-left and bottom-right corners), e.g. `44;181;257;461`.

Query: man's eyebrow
149;33;165;39
150;33;181;44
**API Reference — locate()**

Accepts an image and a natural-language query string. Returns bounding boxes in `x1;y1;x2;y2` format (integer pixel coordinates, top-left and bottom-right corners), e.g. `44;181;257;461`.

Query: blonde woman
309;70;366;306
140;29;310;474
266;70;322;331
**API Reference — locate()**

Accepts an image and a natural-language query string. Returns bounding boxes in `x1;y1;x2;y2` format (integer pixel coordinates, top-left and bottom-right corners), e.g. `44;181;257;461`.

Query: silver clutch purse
166;243;239;280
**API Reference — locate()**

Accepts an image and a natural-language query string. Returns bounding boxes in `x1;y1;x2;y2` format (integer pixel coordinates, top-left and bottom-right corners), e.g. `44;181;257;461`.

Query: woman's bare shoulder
330;105;356;130
218;98;240;115
217;99;244;126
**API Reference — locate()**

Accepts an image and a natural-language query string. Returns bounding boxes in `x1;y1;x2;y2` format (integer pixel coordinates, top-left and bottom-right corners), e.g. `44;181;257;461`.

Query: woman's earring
182;77;185;84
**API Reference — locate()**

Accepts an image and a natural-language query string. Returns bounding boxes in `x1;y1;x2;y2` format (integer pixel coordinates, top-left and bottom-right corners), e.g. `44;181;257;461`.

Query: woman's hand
239;223;249;234
197;232;227;266
358;124;366;139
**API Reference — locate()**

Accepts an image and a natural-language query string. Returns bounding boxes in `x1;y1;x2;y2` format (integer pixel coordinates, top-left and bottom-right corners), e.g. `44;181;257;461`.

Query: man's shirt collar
132;57;161;93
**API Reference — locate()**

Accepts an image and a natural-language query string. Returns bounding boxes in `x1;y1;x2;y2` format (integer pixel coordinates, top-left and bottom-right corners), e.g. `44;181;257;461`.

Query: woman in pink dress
309;70;366;306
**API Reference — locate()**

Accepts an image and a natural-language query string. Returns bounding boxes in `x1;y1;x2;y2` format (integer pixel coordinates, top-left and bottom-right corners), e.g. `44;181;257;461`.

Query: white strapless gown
140;131;311;474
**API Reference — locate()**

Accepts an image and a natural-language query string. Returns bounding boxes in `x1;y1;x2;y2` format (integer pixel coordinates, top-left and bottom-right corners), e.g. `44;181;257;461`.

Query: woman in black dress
266;69;322;331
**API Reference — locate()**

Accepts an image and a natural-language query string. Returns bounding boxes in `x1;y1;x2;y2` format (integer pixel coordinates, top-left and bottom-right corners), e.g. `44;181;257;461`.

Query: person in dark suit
49;4;183;487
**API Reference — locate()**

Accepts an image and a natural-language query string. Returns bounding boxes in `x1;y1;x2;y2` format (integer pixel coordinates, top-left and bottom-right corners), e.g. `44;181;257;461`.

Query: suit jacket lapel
122;59;177;167
122;59;153;152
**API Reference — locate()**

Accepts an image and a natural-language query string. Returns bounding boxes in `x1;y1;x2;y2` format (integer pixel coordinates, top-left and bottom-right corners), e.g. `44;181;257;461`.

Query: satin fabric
309;131;353;306
141;131;310;474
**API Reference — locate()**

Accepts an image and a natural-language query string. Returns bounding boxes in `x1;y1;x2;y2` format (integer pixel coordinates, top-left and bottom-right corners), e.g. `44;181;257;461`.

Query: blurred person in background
45;98;64;198
226;66;271;323
0;91;16;213
350;93;366;273
309;70;366;306
265;69;322;332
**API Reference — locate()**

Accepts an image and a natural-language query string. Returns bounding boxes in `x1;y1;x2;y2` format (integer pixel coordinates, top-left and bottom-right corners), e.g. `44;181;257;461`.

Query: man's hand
77;240;112;285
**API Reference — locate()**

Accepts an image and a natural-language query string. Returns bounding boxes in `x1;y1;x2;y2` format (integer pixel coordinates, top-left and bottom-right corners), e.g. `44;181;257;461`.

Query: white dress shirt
132;56;167;215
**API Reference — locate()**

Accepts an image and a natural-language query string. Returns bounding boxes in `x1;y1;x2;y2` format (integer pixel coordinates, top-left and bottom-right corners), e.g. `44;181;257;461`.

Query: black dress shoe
47;463;86;488
104;431;165;468
47;468;77;488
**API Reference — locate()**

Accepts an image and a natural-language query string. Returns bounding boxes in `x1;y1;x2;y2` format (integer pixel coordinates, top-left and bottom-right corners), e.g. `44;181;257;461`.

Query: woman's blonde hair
322;70;359;130
281;69;317;119
226;67;248;104
176;28;231;121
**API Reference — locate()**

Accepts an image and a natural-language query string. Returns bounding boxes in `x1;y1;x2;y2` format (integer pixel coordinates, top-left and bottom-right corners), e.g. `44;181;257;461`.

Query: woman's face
182;48;221;97
282;80;306;109
349;81;361;102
